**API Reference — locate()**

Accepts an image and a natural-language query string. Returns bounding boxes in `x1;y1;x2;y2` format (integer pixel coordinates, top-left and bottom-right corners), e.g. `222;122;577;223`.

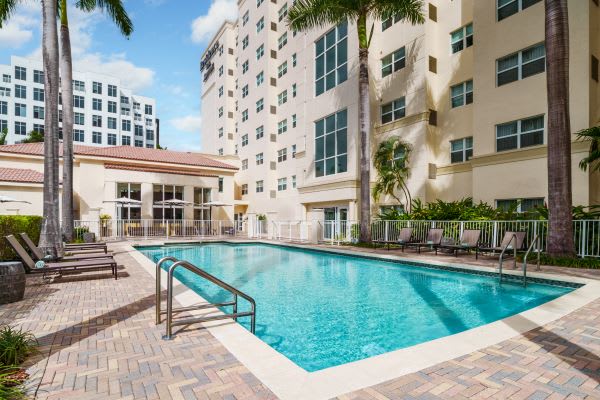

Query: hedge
0;216;42;261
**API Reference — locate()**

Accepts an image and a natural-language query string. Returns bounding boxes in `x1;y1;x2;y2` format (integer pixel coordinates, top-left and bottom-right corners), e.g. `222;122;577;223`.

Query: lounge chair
20;232;109;254
373;227;414;250
405;228;444;253
479;231;526;256
5;235;118;280
19;233;113;262
436;229;481;258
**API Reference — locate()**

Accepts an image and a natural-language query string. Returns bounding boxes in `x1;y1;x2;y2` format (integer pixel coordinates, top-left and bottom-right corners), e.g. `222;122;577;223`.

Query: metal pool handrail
158;258;256;340
522;234;541;286
156;256;178;324
498;233;517;283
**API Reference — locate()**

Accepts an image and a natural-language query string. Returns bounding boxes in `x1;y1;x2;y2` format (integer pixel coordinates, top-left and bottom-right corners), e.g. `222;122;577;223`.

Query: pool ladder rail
498;234;541;286
155;256;256;340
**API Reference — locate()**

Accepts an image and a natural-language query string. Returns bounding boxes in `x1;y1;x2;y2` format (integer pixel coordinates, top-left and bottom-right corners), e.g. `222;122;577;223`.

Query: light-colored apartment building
0;56;158;148
201;0;600;227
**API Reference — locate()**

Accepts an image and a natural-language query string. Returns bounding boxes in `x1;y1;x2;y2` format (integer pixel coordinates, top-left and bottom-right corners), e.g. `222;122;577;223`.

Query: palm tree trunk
545;0;574;256
60;0;74;242
357;14;371;243
39;0;63;258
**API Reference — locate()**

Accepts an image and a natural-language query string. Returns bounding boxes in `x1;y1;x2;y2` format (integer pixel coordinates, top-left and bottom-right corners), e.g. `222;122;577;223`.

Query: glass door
323;207;348;240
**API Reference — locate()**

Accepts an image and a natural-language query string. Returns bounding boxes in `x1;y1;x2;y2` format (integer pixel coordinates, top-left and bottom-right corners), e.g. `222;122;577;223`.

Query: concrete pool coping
126;239;600;400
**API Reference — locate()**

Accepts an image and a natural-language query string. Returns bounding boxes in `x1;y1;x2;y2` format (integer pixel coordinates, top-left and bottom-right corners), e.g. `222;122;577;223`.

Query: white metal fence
272;221;311;242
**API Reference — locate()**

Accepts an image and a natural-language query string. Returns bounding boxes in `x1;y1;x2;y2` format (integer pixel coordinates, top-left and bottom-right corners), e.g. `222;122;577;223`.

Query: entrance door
323;207;348;240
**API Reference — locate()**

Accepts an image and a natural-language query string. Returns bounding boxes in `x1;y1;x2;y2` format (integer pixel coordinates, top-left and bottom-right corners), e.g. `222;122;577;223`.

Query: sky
0;0;239;151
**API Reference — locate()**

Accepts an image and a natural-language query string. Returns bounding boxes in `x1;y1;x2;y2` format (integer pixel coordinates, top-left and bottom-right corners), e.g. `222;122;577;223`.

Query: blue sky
0;0;238;151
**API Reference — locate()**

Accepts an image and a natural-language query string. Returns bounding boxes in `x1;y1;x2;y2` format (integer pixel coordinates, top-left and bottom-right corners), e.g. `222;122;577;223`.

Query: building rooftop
0;167;44;184
0;143;237;170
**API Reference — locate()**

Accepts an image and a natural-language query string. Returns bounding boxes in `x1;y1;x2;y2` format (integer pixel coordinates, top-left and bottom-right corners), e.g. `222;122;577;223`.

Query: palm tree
576;125;600;173
288;0;424;243
59;0;133;242
545;0;574;257
373;137;412;211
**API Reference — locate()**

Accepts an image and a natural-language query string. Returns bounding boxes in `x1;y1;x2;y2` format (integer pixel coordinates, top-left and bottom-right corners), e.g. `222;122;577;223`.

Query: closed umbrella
0;195;31;204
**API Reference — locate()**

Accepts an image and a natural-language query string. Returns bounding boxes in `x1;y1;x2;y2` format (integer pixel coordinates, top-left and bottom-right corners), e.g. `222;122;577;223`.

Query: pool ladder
155;256;256;340
498;234;540;286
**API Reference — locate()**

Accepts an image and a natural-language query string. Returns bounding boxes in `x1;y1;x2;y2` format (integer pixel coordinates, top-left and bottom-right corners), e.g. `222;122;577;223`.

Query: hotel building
200;0;600;226
0;56;158;148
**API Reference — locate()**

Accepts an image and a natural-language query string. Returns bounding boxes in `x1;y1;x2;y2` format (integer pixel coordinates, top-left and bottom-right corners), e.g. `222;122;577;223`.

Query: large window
450;24;473;54
108;117;117;129
15;103;26;117
15;121;26;135
0;101;6;115
193;187;212;220
14;66;26;81
278;32;288;50
116;183;141;219
497;43;545;86
33;70;44;83
74;95;84;108
497;0;542;21
450;80;473;108
277;178;287;191
73;129;85;142
153;184;184;219
496;115;544;151
92;81;102;94
15;85;26;99
108;84;117;97
382;47;405;78
108;101;117;113
278;61;288;78
315;22;348;96
496;197;544;212
73;80;85;92
92;131;102;144
381;97;406;124
450;137;473;163
315;109;347;177
33;106;44;119
256;125;264;139
93;98;102;111
74;112;84;125
382;15;400;31
33;88;44;102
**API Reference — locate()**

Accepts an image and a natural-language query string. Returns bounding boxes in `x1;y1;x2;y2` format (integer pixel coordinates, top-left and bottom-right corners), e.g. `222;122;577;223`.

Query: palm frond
0;0;21;28
577;125;600;172
75;0;133;36
372;0;425;25
287;0;354;32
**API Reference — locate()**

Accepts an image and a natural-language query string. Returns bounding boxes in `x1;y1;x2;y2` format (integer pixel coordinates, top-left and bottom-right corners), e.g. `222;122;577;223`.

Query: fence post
384;220;389;242
166;220;169;240
581;220;587;258
460;221;464;238
492;221;498;248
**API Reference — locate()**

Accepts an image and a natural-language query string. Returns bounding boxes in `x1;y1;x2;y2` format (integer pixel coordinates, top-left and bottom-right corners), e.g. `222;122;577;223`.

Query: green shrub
73;226;90;242
0;369;27;400
0;216;43;261
518;253;600;269
0;326;37;367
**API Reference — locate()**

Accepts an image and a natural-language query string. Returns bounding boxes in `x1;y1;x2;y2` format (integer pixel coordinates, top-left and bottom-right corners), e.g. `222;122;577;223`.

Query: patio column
183;186;194;219
141;183;154;219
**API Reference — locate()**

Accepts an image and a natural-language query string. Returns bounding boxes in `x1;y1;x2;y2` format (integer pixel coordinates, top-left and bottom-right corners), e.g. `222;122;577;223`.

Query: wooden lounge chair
436;229;481;258
19;233;113;262
479;231;526;256
405;228;444;253
20;232;109;254
373;227;414;250
5;235;118;280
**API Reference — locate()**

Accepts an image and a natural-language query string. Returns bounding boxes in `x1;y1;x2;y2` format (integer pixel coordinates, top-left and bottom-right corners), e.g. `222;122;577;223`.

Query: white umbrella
0;195;31;204
154;199;194;221
103;197;142;205
201;201;231;207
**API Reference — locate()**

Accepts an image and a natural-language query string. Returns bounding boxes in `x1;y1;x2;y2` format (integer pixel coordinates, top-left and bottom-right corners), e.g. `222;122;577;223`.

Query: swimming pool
138;243;574;372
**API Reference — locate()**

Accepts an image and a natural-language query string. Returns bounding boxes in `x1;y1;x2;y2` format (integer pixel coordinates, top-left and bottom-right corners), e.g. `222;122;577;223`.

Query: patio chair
5;235;118;280
19;233;113;262
479;231;526;256
436;229;481;258
404;228;444;253
20;232;109;254
373;227;415;251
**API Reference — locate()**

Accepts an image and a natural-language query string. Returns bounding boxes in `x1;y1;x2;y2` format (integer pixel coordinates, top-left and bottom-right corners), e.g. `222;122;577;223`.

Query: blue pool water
138;243;574;372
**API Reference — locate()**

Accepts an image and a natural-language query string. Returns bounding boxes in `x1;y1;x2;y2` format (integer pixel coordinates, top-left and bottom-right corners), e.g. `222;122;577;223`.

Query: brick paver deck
0;241;599;399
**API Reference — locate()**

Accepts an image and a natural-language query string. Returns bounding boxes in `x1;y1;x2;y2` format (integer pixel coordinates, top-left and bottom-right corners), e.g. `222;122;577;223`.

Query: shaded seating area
19;233;113;262
404;228;444;253
373;227;415;250
437;229;482;258
479;231;527;257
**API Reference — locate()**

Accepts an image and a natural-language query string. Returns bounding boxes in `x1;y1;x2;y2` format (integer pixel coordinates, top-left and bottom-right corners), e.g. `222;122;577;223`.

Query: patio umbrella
0;195;31;204
103;197;143;205
154;199;194;220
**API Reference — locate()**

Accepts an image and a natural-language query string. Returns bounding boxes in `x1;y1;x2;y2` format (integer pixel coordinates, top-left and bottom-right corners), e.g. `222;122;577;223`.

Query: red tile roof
0;167;44;184
0;143;237;170
104;163;219;177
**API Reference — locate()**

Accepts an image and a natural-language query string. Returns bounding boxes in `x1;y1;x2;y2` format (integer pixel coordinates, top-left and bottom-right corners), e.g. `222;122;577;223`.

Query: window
146;129;154;140
122;135;131;145
33;123;44;134
33;88;44;101
242;184;248;195
108;117;117;130
315;109;348;177
278;32;288;50
450;80;473;108
278;119;287;134
219;65;224;77
144;104;152;116
135;125;143;136
107;133;116;145
15;66;26;80
382;15;400;31
0;87;10;97
0;101;6;115
292;144;297;158
256;152;264;165
381;97;406;124
242;159;248;170
278;3;288;21
108;101;117;113
497;43;545;86
135;139;144;147
278;178;287;191
121;95;130;104
256;71;264;86
15;103;26;117
292;53;297;67
450;137;473;163
451;23;473;54
33;106;44;119
315;22;348;96
497;0;542;21
242;10;249;25
74;95;84;108
278;148;287;162
242;84;249;98
292;83;297;97
292;175;297;188
256;180;264;193
292;114;297;128
382;47;405;78
256;17;264;32
257;0;264;6
33;70;44;83
218;127;224;138
242;134;249;146
218;148;224;156
2;74;10;83
92;81;102;94
74;112;84;125
256;44;264;60
92;131;102;144
496;198;544;212
15;121;26;135
108;84;117;97
278;90;287;105
256;125;264;139
92;98;102;111
218;107;224;118
218;177;224;193
278;61;288;78
122;120;131;131
242;60;249;73
73;80;85;92
73;129;85;142
152;184;184;219
15;85;26;99
256;99;264;113
496;115;544;151
242;109;249;121
242;35;249;50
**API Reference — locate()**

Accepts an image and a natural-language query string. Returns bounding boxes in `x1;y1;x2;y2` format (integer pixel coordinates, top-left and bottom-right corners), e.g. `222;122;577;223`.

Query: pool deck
0;239;599;399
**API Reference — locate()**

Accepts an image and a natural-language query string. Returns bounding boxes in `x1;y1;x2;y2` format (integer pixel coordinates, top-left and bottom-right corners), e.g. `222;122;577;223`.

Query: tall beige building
201;0;600;228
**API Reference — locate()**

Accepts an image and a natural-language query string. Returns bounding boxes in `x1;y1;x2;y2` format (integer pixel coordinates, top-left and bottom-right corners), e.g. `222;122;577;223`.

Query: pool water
138;243;574;372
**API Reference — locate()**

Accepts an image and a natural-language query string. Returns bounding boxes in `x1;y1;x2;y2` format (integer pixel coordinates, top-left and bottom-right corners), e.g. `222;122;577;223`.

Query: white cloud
170;115;203;133
75;53;155;92
0;12;37;48
190;0;237;43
